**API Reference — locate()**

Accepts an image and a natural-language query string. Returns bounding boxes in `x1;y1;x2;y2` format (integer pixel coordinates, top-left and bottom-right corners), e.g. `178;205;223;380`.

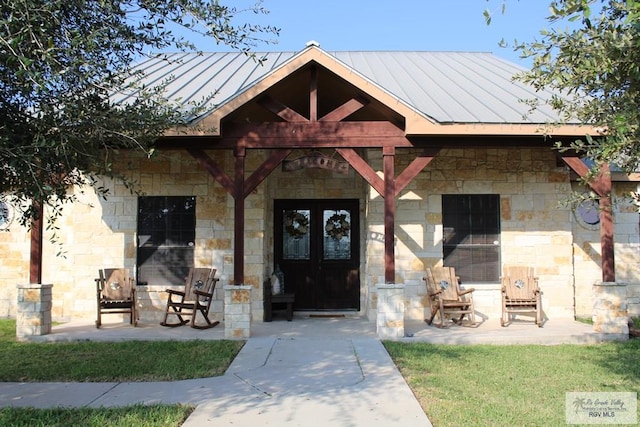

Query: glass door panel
323;209;351;260
282;209;311;260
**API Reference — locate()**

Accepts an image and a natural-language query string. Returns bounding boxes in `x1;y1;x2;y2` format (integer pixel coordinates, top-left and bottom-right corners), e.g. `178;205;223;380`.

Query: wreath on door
284;211;309;239
325;213;350;241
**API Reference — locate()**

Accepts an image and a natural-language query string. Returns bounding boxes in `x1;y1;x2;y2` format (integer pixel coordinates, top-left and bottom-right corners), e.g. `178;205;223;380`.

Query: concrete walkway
0;315;627;426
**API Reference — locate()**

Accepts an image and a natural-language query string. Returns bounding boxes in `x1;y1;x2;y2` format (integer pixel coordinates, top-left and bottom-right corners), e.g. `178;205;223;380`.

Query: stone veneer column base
16;284;53;341
224;285;252;339
376;284;405;339
593;282;629;336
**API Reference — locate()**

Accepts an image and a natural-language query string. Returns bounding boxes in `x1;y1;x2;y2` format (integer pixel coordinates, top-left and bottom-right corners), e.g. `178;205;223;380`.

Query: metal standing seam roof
114;48;567;125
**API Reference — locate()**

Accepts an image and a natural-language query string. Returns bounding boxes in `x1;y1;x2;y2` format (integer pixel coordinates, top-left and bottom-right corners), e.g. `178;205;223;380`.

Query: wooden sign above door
282;151;349;174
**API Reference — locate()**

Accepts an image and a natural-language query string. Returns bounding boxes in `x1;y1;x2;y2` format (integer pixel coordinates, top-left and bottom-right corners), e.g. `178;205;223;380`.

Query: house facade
2;44;639;329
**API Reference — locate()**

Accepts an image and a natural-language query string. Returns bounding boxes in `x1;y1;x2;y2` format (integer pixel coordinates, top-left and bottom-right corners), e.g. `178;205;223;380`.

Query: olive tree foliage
0;0;278;226
485;0;640;200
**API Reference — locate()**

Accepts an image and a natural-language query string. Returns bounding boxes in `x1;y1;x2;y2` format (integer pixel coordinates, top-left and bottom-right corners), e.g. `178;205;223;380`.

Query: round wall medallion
574;198;600;230
0;201;14;231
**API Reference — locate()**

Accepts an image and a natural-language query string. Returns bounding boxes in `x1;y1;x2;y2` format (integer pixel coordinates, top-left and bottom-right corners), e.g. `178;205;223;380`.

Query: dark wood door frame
275;199;360;310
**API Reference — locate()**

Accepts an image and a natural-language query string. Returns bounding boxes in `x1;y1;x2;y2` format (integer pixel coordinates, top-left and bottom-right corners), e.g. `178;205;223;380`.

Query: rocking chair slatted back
96;268;137;328
160;267;220;329
183;268;217;302
99;268;133;302
501;265;543;327
502;266;538;302
424;267;476;327
425;267;461;301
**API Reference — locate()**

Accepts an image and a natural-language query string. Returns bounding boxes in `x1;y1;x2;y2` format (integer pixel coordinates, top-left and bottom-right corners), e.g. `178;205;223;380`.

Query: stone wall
1;146;639;327
628;283;640;318
593;282;629;335
363;147;580;322
572;182;640;317
0;150;237;323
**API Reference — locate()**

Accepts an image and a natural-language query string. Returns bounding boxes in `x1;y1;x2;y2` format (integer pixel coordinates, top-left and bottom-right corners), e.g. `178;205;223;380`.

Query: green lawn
0;404;194;427
2;319;639;426
0;318;243;426
0;319;244;382
384;340;640;427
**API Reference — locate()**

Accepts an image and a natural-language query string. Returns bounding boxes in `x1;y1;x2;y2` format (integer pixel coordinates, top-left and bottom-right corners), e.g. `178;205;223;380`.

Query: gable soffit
192;46;417;137
221;61;406;130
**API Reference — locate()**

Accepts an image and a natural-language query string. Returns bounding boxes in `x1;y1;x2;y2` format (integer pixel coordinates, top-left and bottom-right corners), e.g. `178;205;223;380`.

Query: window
442;194;500;282
137;196;196;287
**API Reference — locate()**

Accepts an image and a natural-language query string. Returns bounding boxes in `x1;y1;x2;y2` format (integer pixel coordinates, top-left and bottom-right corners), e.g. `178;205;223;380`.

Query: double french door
274;199;360;310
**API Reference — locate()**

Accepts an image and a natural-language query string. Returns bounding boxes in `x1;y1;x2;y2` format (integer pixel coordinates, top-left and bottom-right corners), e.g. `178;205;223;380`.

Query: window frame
442;194;501;283
136;196;196;287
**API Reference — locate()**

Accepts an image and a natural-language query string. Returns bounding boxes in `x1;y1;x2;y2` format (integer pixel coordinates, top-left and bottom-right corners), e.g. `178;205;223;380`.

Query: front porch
17;314;625;345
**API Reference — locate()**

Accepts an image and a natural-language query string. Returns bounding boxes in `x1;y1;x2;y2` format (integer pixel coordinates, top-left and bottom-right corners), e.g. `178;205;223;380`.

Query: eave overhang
163;45;597;139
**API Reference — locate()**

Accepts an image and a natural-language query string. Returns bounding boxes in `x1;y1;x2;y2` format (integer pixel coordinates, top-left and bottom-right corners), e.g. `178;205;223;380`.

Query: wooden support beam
562;155;615;282
244;149;293;198
597;163;615;282
395;148;439;197
234;144;246;285
310;65;318;122
29;201;43;284
600;193;615;282
383;146;396;283
187;148;234;194
223;121;408;143
335;148;385;197
320;97;368;122
258;96;308;123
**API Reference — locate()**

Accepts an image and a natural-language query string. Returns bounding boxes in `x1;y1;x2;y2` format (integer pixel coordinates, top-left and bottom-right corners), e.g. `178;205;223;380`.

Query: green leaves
514;0;640;177
0;0;279;227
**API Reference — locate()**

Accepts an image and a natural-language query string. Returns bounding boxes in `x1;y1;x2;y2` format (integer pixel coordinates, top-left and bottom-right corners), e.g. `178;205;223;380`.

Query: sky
183;0;556;66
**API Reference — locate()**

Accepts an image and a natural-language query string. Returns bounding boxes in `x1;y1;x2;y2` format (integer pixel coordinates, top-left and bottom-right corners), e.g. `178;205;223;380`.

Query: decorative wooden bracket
336;148;440;198
562;155;614;282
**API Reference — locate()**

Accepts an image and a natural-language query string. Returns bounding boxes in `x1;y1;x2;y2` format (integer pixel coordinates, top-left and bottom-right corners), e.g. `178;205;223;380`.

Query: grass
0;320;244;382
0;404;194;427
0;318;243;426
575;316;593;325
384;340;640;427
3;318;640;426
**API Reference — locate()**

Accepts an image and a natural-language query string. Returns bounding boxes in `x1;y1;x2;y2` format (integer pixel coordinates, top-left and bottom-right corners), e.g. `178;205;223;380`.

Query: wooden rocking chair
160;267;220;329
96;268;137;328
501;266;543;327
424;267;476;327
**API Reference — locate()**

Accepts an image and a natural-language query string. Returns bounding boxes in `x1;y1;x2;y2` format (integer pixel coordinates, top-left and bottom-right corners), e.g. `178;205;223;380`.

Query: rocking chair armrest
459;288;475;295
193;289;214;298
165;289;186;297
428;289;444;297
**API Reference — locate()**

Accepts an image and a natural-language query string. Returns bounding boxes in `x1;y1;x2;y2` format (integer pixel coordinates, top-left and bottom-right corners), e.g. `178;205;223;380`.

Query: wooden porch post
562;156;615;282
383;146;396;283
29;201;43;284
233;143;246;285
598;163;615;282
